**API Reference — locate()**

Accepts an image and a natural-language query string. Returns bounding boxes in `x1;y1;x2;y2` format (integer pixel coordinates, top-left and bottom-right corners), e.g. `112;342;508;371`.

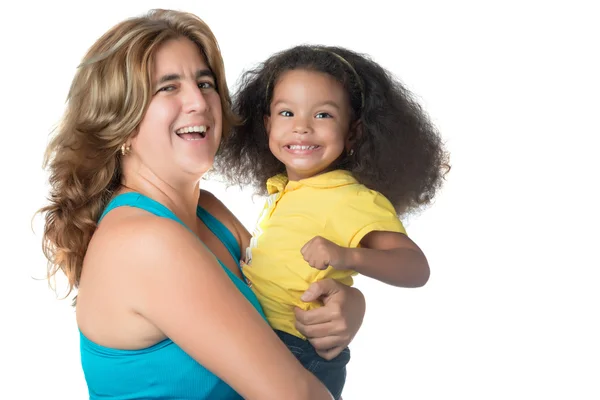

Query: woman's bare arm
295;278;366;360
117;215;332;400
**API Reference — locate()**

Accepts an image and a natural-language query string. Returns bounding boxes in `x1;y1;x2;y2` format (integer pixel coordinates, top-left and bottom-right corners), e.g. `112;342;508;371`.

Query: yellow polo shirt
243;170;406;339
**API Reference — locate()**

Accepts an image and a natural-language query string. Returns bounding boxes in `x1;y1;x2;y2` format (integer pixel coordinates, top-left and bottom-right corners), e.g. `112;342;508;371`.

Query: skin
76;38;364;400
267;69;430;288
266;69;354;181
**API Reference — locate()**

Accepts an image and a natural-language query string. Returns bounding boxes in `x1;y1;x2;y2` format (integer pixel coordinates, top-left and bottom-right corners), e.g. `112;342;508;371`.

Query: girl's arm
302;232;430;288
120;216;332;400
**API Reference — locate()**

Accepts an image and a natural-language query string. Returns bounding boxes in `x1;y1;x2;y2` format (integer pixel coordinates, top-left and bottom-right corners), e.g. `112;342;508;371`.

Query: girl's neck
285;166;338;182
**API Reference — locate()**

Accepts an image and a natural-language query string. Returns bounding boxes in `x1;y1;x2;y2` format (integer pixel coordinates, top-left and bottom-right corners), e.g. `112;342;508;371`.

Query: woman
39;9;364;400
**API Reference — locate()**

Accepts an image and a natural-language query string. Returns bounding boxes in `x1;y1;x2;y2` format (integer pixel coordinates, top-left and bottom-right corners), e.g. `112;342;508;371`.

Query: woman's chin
179;160;215;181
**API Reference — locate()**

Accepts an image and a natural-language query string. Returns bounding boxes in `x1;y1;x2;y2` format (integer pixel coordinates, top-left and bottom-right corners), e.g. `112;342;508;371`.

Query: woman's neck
120;170;202;231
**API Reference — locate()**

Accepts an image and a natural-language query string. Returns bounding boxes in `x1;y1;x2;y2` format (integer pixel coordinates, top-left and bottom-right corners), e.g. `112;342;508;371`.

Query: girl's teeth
289;145;317;150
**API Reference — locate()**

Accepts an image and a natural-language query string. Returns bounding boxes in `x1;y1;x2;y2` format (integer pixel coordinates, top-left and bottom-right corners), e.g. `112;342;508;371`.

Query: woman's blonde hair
38;9;233;298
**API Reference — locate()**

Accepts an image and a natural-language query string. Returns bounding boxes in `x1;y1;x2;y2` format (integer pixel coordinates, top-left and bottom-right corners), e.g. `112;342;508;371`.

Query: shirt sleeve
328;189;407;248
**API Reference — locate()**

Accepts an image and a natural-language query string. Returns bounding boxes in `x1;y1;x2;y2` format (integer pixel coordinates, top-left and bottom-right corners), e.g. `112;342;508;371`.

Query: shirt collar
266;170;358;194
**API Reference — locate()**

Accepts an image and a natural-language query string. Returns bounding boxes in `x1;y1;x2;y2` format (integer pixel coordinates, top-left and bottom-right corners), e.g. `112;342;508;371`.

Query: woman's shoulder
91;206;194;263
197;189;226;213
198;189;249;246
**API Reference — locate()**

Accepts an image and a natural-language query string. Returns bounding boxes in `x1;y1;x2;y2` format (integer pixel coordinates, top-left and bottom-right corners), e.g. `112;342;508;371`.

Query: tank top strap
99;192;186;231
196;206;244;278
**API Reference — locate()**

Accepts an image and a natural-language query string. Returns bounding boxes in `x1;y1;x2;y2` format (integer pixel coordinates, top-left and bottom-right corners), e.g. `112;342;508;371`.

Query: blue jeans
275;329;350;400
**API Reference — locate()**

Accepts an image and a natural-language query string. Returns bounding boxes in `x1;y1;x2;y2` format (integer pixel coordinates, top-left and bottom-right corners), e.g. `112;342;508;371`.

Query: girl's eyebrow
314;101;340;109
271;99;340;109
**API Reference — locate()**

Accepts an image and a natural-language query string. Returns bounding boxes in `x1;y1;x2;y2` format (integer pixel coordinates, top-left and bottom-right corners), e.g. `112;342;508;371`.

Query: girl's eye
279;110;293;117
315;112;332;119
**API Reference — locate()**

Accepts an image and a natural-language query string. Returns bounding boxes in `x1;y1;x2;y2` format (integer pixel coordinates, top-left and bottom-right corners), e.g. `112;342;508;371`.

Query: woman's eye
157;85;176;93
198;81;215;89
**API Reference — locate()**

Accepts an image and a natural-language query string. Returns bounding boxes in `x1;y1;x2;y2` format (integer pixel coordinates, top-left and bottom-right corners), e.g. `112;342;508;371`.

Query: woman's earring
348;149;355;156
121;143;131;156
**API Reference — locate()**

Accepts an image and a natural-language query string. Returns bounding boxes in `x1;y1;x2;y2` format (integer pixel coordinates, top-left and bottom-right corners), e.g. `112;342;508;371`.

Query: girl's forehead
271;69;350;110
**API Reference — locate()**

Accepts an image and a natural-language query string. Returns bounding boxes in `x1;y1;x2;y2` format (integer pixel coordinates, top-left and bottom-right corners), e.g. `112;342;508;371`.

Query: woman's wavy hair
38;9;234;298
216;45;450;214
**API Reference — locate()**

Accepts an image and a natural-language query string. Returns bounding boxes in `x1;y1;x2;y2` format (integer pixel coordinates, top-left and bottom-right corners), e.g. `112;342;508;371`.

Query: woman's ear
128;127;140;148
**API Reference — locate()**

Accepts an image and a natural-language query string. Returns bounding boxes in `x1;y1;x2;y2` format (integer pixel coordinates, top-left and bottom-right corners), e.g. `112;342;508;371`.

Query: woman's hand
294;279;366;360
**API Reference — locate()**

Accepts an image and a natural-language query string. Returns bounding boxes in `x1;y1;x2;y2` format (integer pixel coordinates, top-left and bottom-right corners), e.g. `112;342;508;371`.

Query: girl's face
130;37;222;183
265;69;353;181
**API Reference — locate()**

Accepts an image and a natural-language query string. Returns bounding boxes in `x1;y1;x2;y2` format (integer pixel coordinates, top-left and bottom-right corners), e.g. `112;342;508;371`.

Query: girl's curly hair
216;45;449;214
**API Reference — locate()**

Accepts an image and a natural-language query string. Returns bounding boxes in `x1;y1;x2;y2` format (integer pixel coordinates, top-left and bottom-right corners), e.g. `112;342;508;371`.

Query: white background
1;0;598;399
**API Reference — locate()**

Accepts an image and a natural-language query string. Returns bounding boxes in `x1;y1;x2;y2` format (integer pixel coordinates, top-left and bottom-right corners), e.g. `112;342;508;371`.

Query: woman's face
131;37;222;183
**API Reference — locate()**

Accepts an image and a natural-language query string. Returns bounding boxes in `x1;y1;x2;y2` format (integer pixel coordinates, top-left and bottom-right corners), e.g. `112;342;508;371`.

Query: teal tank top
80;192;266;399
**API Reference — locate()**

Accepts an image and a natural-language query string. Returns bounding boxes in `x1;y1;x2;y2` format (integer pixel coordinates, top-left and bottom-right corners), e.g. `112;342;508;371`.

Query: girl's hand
301;236;350;270
294;278;365;360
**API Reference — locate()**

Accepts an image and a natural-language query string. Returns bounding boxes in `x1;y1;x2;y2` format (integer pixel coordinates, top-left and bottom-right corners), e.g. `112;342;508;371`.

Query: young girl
217;45;449;399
